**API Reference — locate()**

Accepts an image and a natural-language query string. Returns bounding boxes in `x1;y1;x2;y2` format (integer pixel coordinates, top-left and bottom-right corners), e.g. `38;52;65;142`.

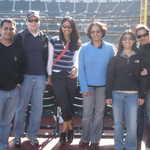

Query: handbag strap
53;42;69;64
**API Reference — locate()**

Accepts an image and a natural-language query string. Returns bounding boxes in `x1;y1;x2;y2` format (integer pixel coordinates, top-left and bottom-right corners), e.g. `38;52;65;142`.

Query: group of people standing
0;10;150;150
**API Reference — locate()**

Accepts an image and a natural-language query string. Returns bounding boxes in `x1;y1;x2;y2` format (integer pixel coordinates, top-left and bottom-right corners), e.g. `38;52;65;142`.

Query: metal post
140;0;148;25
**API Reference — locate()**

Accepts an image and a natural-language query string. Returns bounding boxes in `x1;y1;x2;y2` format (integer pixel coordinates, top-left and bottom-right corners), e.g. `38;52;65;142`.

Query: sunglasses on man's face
28;19;39;23
137;32;149;39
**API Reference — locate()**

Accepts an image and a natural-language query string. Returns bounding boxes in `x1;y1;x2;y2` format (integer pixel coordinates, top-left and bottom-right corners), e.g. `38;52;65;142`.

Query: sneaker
89;143;99;150
146;142;150;148
78;140;89;148
14;137;21;147
137;141;142;150
29;138;39;146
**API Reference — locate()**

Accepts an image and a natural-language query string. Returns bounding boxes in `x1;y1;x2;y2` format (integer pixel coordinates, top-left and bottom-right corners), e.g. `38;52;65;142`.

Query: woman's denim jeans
112;91;138;150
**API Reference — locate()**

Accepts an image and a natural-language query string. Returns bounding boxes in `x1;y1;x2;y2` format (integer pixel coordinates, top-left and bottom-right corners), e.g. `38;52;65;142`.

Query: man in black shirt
0;19;24;150
136;24;150;150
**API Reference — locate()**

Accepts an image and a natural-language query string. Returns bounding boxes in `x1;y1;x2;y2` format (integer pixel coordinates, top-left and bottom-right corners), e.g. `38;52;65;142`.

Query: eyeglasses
62;25;72;29
90;30;101;34
137;32;149;39
122;37;134;41
28;19;39;23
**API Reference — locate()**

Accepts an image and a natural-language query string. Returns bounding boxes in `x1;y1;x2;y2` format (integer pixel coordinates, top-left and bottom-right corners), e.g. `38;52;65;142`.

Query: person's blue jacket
79;41;115;93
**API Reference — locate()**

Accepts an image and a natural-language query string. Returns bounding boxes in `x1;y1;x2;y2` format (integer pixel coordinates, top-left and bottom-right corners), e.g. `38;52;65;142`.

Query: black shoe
67;129;74;144
79;140;89;148
14;137;21;147
89;143;99;150
59;132;66;145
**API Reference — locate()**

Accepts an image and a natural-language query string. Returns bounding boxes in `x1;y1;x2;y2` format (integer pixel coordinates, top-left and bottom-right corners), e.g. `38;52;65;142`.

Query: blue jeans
137;104;145;142
145;90;150;147
0;88;19;150
14;75;46;138
112;91;138;150
81;87;105;143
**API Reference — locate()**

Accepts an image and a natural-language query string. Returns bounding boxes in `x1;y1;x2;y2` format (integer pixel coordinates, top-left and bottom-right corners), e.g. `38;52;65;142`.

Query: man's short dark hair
0;19;16;28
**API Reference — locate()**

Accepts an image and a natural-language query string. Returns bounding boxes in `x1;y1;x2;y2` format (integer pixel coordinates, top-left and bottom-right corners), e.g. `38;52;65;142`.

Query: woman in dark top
106;30;144;150
49;16;80;145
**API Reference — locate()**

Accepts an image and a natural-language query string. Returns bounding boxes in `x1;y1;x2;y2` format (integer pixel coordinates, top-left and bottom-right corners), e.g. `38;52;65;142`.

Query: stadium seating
0;0;140;45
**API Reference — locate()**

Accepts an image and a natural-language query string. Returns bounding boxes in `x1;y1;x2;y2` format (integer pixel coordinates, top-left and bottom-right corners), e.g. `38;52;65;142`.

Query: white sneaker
29;137;39;146
14;137;21;147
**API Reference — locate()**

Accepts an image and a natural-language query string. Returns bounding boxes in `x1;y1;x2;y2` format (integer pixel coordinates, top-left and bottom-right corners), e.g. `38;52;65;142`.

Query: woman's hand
82;92;93;96
16;83;21;88
138;98;144;105
141;68;148;76
69;67;77;79
106;99;112;105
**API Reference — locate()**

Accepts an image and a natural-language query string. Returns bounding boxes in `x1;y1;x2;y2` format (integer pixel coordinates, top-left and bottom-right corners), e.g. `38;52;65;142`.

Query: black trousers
52;71;77;121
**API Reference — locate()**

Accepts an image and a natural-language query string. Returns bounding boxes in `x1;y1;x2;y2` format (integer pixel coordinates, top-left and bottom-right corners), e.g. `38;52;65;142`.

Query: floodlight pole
140;0;148;25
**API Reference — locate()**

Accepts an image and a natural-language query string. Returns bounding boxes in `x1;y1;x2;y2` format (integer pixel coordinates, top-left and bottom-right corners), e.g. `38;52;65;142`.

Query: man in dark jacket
13;11;51;147
136;24;150;150
0;19;24;150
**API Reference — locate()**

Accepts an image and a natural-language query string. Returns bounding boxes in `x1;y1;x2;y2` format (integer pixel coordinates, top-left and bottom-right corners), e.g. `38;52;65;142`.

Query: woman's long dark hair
117;30;137;55
59;16;80;51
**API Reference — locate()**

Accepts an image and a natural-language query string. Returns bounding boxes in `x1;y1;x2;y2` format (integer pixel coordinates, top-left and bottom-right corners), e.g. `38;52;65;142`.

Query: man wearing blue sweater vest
13;11;53;147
